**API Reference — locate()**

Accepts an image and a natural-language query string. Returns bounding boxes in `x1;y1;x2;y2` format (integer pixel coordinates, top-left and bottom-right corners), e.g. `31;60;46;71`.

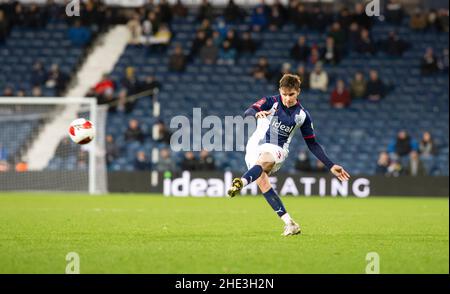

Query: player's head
279;74;301;107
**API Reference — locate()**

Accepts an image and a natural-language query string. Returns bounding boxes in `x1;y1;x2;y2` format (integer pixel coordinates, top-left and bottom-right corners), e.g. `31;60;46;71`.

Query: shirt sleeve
244;96;277;117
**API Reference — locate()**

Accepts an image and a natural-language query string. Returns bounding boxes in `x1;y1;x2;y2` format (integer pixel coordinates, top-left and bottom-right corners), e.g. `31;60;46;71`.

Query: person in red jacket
330;79;351;108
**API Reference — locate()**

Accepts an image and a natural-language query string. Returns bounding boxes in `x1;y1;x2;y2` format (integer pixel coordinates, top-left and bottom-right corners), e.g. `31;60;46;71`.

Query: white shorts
245;118;288;175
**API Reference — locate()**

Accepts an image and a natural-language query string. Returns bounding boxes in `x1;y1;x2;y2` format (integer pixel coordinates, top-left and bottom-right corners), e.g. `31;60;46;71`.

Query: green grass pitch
0;193;448;274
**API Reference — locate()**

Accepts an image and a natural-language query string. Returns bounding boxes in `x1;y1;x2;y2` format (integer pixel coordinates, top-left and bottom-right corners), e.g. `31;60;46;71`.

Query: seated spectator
169;43;187;72
2;86;13;97
197;0;214;22
421;47;439;75
139;75;161;93
356;29;376;55
31;61;46;86
134;151;151;171
330;79;351;108
438;48;449;73
99;88;115;106
309;6;330;32
141;11;159;43
366;70;385;101
387;159;404;177
295;64;310;90
112;89;135;114
172;0;188;18
427;9;440;31
274;62;292;85
121;66;139;95
217;40;237;65
153;120;172;145
224;29;240;51
437;9;449;32
380;31;410;57
181;151;198;171
158;0;173;24
188;30;207;61
328;22;346;56
105;134;120;167
125;119;145;143
224;0;244;23
292;4;309;29
268;4;284;31
321;36;341;65
127;13;142;45
350;71;367;99
388;130;419;160
405;151;427;176
376;151;390;175
197;150;216;171
45;64;69;95
290;36;310;62
309;45;321;65
31;86;42;97
238;31;257;55
410;8;427;31
348;22;361;51
148;23;172;51
252;57;272;81
294;150;312;172
155;148;177;172
419;131;438;174
68;20;91;47
251;5;268;32
309;62;328;92
93;74;115;98
199;38;218;64
385;0;404;25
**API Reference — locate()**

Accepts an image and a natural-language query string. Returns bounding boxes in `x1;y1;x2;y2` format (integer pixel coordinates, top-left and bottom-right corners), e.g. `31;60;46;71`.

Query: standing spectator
388;130;419;160
197;150;216;171
356;29;376;55
350;71;367;99
321;36;341;65
376;151;390;175
224;0;244;23
381;31;409;57
169;43;187;72
252;57;272;81
199;38;218;64
68;20;91;47
105;134;120;168
410;8;427;31
197;0;214;22
155;148;177;172
172;0;188;18
366;70;385;102
405;151;427;176
419;131;438;174
188;30;207;61
290;36;310;63
309;62;328;92
125;119;145;143
134;151;151;171
330;79;351;108
384;0;404;25
121;66;139;95
127;13;142;45
251;5;268;32
238;31;257;55
217;40;237;65
421;47;439;75
295;64;310;90
294;150;312;172
181;151;198;171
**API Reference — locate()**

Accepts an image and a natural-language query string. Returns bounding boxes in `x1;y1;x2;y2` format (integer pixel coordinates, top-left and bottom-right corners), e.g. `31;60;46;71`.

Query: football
68;118;95;145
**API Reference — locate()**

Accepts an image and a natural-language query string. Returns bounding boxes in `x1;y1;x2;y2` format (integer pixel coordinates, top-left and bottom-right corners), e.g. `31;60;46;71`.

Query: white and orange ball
68;118;95;145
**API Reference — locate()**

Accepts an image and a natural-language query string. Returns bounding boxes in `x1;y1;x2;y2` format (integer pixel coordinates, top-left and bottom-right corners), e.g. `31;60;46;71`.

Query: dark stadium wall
107;171;449;197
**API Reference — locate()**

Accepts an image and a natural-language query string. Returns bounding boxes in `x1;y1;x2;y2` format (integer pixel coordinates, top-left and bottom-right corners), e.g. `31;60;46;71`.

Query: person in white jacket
309;62;329;92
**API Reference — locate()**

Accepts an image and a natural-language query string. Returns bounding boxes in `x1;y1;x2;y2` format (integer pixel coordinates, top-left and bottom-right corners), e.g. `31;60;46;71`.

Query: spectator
437;9;449;32
309;45;321;65
172;0;188;18
134;151;151;171
125;119;145;143
127;13;142;45
405;151;427;176
121;66;139;95
198;19;213;38
142;11;159;42
410;8;427;31
155;148;177;172
139;75;161;93
2;86;13;97
0;10;9;44
348;22;361;51
158;0;173;24
169;43;187;72
328;22;346;56
421;47;439;75
353;3;372;30
388;130;419;160
153;120;172;145
68;20;91;47
274;62;292;85
427;9;440;31
295;64;310;90
376;151;390;175
31;61;46;86
321;36;341;65
113;89;135;114
356;29;376;55
188;30;207;61
290;36;310;63
294;150;312;172
99;87;115;106
238;31;257;54
268;4;284;31
0;160;9;172
419;131;438;174
224;0;244;23
105;134;120;167
387;159;404;177
251;5;268;32
380;31;409;57
197;0;214;22
0;143;8;161
309;6;330;32
224;29;240;51
330;79;351;108
45;64;69;95
181;151;198;171
309;62;328;92
384;0;404;25
252;57;272;81
93;74;115;97
15;160;28;172
197;150;216;171
31;86;42;97
337;8;352;30
199;38;218;64
350;71;367;99
366;70;385;101
148;23;172;52
312;160;327;173
217;40;237;65
438;48;449;73
292;4;309;29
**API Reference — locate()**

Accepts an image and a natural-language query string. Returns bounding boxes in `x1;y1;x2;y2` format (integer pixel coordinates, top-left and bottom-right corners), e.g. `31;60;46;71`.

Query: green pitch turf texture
0;194;448;274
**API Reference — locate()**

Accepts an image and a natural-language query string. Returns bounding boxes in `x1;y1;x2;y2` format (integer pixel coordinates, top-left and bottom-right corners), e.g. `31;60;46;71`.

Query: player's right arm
244;96;277;118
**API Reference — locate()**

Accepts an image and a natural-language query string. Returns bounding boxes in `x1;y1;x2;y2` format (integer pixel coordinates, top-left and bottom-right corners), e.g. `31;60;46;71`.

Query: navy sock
242;165;263;185
263;188;287;217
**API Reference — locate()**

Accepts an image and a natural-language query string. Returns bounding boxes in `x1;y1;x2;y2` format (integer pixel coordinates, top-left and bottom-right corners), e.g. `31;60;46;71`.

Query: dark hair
279;74;301;90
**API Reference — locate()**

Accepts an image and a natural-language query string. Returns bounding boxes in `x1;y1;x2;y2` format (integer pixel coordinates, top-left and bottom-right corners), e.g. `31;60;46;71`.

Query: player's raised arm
300;110;350;182
244;96;277;118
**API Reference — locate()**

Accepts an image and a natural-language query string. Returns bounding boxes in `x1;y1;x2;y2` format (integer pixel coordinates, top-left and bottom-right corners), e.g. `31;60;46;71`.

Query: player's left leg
256;172;301;236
